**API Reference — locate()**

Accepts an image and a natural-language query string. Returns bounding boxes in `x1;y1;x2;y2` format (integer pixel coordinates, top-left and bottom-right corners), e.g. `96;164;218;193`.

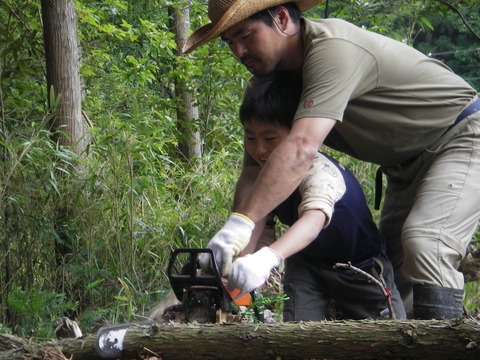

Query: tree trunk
1;319;479;360
41;0;89;264
168;3;202;159
41;0;89;154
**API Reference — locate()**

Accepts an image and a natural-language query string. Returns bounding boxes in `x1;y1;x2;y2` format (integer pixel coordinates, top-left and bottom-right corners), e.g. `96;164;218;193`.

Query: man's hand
200;213;255;276
227;247;281;297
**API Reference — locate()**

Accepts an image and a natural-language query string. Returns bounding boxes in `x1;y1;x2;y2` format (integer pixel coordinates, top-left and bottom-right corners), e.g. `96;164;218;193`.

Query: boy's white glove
200;213;255;276
227;247;281;297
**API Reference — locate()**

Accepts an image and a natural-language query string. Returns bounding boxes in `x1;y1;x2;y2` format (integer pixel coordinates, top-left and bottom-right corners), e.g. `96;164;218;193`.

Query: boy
227;75;406;320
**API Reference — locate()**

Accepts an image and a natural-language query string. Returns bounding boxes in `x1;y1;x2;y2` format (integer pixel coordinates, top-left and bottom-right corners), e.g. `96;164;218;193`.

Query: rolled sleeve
298;154;346;227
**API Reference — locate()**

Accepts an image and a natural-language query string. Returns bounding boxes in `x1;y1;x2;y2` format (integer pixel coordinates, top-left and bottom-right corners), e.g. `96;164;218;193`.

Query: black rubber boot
413;284;464;319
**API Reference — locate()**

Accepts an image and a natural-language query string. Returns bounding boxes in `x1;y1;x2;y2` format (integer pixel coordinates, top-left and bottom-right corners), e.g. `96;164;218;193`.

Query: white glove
200;213;255;276
227;247;281;297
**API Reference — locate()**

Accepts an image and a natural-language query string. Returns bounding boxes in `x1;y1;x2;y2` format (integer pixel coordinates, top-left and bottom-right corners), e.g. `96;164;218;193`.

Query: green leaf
420;16;434;31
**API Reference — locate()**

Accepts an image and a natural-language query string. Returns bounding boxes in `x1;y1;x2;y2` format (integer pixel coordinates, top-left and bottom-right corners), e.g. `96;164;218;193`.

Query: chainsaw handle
167;248;221;278
168;248;225;302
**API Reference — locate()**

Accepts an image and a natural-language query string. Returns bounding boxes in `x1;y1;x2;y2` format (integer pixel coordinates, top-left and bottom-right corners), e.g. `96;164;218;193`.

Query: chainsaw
166;248;253;323
96;248;260;358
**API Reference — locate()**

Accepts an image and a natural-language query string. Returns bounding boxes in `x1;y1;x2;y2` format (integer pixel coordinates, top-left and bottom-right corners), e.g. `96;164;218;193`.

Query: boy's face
244;119;289;167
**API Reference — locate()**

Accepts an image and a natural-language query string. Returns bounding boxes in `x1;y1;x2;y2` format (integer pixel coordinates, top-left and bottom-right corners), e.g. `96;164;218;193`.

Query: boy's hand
227;247;281;297
199;213;255;276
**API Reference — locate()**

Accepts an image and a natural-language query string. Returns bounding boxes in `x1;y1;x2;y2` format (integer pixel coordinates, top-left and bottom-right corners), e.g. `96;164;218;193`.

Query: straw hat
183;0;322;54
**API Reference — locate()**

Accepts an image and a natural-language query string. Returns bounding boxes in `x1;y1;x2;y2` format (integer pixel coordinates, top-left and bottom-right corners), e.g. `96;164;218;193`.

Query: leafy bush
7;285;77;338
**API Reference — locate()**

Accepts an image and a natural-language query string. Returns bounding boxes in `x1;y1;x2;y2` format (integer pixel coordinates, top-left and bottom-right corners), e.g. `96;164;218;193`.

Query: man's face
221;19;287;77
243;120;289;167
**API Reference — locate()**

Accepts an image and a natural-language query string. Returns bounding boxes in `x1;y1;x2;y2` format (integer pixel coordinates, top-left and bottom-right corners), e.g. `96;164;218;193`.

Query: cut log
0;318;479;359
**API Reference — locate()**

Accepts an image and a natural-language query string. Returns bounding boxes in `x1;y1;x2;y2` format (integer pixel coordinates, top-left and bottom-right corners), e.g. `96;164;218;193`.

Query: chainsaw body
167;248;235;323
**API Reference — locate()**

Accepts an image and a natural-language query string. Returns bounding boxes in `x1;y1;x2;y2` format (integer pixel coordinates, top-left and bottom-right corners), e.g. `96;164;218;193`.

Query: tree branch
334;262;395;319
435;0;480;41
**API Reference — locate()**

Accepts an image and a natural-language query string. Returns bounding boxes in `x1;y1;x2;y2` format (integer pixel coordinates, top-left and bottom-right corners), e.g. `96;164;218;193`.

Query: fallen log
0;333;26;352
0;318;479;360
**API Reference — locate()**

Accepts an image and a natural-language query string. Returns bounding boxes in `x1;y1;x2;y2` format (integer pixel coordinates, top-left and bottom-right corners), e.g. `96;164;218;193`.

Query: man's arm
235;168;276;255
239;216;268;256
233;164;261;210
202;117;336;276
235;117;337;222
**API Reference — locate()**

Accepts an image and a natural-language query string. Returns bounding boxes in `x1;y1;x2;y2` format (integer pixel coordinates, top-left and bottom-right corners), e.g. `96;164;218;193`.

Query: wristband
232;212;255;225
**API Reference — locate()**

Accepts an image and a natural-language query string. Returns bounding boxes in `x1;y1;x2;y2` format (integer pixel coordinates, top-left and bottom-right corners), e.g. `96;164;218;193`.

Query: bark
168;3;202;159
41;0;89;153
1;319;480;360
0;334;26;352
41;0;90;265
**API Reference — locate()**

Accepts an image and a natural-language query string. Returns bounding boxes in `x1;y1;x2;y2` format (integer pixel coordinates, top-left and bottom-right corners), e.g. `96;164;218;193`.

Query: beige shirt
295;18;477;166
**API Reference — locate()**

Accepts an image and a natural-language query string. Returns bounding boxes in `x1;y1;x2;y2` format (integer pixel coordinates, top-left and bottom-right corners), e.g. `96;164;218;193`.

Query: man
184;0;480;319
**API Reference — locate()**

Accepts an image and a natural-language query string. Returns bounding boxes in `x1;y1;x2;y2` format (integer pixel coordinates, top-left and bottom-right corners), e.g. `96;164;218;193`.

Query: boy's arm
270;209;325;259
272;152;346;259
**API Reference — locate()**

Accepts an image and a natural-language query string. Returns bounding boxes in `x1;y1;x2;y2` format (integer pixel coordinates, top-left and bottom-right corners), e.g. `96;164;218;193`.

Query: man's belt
446;96;480;133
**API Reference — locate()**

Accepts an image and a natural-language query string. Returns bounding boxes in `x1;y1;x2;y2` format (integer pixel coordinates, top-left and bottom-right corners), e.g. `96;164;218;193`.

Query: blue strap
447;97;480;132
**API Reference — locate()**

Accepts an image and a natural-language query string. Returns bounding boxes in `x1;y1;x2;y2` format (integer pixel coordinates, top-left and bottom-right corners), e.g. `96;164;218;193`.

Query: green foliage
413;1;480;90
243;291;290;323
464;280;480;314
7;285;77;338
0;323;12;334
0;0;247;336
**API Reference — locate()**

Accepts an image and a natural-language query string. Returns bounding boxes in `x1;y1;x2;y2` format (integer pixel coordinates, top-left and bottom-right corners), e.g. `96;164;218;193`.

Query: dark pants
282;253;406;321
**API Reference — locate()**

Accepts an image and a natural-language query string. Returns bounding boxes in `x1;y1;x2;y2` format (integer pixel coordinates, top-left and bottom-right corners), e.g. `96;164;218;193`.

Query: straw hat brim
183;0;322;54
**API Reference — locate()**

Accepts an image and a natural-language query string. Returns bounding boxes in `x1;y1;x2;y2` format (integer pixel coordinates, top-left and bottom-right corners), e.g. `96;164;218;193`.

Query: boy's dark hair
240;74;302;129
249;2;302;26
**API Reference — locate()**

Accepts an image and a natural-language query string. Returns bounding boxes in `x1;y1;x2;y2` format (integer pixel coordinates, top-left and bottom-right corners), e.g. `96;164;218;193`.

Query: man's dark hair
249;2;302;26
240;74;302;129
